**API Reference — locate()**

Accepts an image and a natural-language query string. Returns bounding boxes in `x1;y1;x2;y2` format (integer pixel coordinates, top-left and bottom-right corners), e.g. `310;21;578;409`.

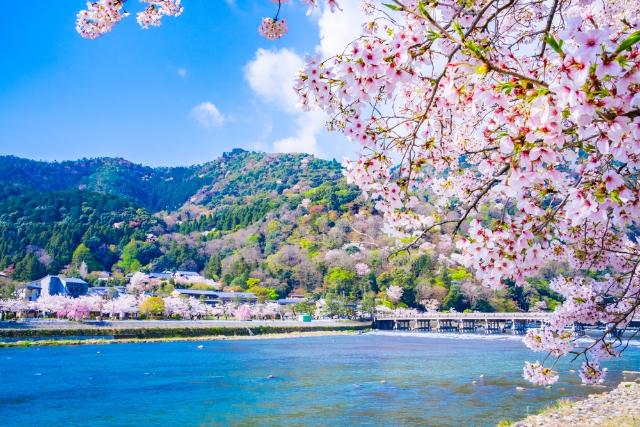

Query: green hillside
0;150;562;312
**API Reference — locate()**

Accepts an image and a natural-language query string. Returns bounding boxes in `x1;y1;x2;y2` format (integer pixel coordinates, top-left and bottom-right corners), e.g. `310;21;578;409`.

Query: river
1;333;639;426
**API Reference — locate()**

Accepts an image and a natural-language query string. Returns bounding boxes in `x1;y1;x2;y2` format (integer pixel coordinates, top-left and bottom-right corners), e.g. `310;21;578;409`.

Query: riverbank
0;329;363;347
512;380;640;427
0;319;370;346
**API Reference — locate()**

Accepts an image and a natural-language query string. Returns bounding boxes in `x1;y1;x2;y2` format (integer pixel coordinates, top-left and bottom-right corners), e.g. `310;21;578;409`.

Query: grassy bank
0;329;366;348
0;323;370;346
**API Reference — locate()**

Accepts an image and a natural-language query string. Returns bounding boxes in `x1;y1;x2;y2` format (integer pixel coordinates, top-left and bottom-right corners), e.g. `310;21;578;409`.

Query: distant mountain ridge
0;149;355;281
0;150;343;212
0;155;209;212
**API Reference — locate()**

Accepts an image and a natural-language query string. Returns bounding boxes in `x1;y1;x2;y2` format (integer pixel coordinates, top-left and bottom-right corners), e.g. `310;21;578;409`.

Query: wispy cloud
190;101;226;129
244;48;324;156
177;68;188;77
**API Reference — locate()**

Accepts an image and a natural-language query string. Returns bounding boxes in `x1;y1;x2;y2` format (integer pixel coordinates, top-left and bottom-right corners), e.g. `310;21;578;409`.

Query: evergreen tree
72;243;103;272
12;253;46;281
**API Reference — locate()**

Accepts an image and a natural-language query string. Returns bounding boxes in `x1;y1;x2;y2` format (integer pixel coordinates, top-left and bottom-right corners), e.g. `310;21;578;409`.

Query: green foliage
12;253;47;281
179;198;280;233
442;285;469;312
72;243;102;272
189;283;215;291
204;255;222;279
0;156;210;212
247;285;279;302
324;268;357;295
615;30;640;54
0;281;16;299
0;186;160;275
449;266;471;282
293;301;314;316
0;151;561;313
117;240;145;273
246;277;261;288
140;296;165;318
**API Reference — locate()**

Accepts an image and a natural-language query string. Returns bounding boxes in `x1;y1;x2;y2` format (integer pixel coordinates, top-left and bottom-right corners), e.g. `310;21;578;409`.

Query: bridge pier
396;319;411;331
415;319;431;331
511;319;527;335
485;319;502;334
437;319;459;333
461;319;476;333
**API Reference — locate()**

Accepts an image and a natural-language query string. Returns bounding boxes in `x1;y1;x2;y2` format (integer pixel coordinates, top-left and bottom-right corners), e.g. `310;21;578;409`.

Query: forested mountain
0;150;562;311
0;149;354;280
0;155;210;212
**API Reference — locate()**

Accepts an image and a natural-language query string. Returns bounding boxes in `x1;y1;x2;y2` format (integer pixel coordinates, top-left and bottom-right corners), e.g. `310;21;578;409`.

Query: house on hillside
276;297;306;306
19;275;89;301
87;286;126;298
173;289;257;305
174;271;202;279
148;272;173;280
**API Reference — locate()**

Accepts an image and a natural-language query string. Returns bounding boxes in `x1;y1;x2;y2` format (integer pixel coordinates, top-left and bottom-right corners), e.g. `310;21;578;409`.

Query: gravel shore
513;380;640;427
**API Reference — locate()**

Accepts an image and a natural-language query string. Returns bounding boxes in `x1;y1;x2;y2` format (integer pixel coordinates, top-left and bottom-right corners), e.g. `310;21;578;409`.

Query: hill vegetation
0;150;562;311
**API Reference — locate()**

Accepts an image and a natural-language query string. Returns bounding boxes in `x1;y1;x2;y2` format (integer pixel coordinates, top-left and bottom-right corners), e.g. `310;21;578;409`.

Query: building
148;272;173;280
276;297;306;306
174;271;203;280
22;275;89;301
87;286;126;298
173;289;257;305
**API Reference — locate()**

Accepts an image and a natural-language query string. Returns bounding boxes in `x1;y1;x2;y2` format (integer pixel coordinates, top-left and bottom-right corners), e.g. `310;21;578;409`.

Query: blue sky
0;1;363;166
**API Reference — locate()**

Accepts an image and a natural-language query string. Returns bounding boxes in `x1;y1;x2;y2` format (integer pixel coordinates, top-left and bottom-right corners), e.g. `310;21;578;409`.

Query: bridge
374;312;640;335
375;312;560;335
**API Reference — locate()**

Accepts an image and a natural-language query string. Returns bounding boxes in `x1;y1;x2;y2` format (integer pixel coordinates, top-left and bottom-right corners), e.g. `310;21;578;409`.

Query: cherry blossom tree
386;285;404;304
234;304;254;321
295;0;639;385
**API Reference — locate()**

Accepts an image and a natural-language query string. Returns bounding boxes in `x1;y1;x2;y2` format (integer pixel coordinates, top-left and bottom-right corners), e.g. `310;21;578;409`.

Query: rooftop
174;289;257;300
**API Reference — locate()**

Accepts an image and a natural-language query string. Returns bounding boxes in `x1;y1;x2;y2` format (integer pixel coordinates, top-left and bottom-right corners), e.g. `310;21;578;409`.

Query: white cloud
272;110;326;156
177;68;188;77
242;4;369;157
244;48;303;113
317;2;368;57
244;48;324;155
190;101;226;129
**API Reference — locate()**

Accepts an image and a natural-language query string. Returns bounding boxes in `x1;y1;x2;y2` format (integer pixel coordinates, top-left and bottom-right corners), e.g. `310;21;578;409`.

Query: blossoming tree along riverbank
0;295;282;322
72;0;640;386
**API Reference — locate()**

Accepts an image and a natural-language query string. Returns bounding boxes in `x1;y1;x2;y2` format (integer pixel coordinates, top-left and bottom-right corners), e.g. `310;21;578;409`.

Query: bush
140;296;165;318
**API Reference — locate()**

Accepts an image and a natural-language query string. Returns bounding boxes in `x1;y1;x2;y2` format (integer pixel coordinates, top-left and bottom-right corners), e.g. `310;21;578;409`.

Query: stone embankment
513;380;640;427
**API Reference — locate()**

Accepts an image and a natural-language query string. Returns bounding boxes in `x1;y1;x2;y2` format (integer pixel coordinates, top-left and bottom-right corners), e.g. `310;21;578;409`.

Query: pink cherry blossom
386;285;403;304
578;361;607;384
258;17;288;40
523;361;559;386
137;0;183;29
76;0;128;39
234;304;253;321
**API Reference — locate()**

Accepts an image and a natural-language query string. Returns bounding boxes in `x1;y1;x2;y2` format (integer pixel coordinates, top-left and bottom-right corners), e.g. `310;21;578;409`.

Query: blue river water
1;333;639;427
